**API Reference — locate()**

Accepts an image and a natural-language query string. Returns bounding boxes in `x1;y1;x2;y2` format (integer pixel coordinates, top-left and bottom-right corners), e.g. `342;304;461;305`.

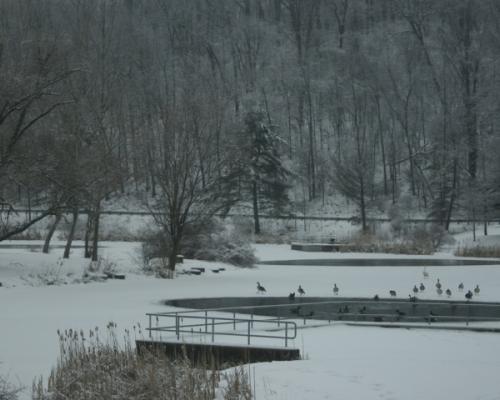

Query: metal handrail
147;311;298;347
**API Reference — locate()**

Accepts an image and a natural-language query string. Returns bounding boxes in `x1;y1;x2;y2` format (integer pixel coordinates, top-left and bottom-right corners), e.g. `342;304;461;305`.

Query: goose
389;290;397;297
445;288;452;297
458;282;464;291
413;285;419;294
474;285;480;295
288;292;296;300
419;283;425;291
298;285;305;296
256;282;266;294
435;279;442;290
333;284;339;295
437;287;443;296
465;290;473;301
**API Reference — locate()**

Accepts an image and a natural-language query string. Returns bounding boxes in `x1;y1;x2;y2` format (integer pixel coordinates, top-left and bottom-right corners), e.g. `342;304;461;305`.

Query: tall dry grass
455;245;500;258
32;323;251;400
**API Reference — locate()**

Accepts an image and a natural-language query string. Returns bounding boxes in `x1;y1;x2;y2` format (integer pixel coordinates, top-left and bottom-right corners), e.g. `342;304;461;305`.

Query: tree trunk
42;212;62;254
359;176;367;232
445;160;458;231
64;208;79;259
84;212;93;258
252;179;261;235
91;202;101;261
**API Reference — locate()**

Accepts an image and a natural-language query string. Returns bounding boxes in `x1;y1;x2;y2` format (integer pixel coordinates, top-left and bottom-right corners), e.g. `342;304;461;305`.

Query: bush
182;219;257;267
32;323;251;400
139;229;170;273
140;219;257;269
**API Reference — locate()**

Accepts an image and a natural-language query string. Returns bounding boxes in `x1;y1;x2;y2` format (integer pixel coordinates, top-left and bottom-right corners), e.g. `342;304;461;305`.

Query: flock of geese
411;267;481;301
256;267;481;301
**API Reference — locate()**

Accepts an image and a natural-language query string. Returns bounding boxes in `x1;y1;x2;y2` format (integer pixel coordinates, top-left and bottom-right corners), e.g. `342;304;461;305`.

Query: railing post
285;323;288;347
211;318;215;342
175;314;180;340
247;320;251;345
277;315;281;327
233;312;236;330
251;313;254;328
205;311;208;333
148;314;152;339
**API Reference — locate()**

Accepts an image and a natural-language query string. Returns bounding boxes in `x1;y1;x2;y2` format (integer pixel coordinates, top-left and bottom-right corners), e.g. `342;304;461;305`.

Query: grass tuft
32;323;251;400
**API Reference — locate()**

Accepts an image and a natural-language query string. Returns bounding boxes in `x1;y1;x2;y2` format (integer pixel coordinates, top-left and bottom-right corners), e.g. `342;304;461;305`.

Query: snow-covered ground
1;228;500;399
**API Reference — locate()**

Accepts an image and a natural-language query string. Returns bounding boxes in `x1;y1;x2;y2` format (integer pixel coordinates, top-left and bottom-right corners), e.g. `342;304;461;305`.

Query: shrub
139;229;170;273
140;219;257;269
32;323;251;400
182;219;257;267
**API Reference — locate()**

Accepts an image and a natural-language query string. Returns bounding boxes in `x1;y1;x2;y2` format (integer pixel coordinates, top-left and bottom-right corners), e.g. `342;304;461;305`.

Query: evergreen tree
230;111;291;234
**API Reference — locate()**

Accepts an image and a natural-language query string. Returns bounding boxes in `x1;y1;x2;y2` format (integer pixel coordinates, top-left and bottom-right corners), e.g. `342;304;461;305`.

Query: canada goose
288;292;295;300
458;282;464;291
256;282;266;294
474;285;480;295
465;290;473;301
413;285;419;294
435;279;442;290
419;283;425;291
389;290;397;297
445;288;452;297
298;285;305;296
333;284;339;295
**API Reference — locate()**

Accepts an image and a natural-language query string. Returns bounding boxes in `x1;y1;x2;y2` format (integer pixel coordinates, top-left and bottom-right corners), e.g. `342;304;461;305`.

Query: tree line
1;0;500;270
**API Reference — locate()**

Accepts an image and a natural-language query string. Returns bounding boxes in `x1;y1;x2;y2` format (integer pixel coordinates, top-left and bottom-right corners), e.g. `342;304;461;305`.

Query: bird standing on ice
333;284;339;296
256;282;266;294
298;285;305;296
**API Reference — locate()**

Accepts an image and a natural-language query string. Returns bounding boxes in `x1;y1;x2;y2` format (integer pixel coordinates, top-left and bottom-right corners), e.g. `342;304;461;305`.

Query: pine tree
229;111;292;234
